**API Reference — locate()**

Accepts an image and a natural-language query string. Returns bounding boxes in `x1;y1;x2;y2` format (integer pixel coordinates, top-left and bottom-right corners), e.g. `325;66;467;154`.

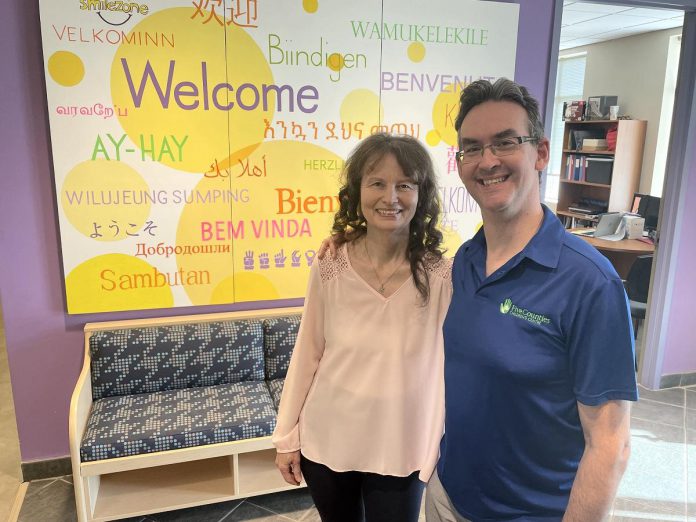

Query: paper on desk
596;221;626;241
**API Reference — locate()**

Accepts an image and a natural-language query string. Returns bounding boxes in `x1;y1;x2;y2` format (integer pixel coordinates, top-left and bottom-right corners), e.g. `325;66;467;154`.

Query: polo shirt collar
464;205;564;270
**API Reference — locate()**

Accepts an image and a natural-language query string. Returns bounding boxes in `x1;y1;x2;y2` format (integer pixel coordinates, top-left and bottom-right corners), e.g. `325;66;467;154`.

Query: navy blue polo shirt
438;206;638;521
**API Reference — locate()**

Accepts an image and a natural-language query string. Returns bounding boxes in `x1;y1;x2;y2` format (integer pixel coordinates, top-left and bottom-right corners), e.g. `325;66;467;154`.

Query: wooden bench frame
69;307;303;522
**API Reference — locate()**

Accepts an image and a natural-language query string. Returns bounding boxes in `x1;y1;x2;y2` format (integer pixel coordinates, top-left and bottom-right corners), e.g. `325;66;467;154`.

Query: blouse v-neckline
343;243;413;300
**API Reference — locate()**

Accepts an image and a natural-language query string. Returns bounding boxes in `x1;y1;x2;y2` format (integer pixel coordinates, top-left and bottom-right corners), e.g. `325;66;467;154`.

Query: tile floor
8;383;696;521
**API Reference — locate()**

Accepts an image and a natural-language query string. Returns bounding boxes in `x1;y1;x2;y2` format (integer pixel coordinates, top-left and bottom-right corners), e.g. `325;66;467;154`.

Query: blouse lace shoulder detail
318;245;350;283
423;255;453;283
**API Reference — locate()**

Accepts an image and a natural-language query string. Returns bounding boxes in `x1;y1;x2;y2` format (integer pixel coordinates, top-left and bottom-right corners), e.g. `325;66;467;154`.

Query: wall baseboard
659;371;696;388
20;457;71;482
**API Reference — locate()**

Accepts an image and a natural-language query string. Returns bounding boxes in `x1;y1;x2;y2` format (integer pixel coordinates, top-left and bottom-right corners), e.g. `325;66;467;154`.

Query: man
425;78;638;521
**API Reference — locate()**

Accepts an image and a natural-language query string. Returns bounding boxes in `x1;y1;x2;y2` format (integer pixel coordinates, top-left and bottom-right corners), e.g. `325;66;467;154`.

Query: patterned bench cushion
80;381;276;462
262;316;301;380
267;378;285;411
89;320;265;399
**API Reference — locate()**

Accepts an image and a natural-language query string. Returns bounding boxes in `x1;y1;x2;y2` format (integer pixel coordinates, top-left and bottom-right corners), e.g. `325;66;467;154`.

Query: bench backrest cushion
90;319;265;399
262;315;301;380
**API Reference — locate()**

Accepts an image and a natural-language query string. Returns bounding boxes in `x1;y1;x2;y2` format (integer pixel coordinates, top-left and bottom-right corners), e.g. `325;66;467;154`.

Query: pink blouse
272;244;452;481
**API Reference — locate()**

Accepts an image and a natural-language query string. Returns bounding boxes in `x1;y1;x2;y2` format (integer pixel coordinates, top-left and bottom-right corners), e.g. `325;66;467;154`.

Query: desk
570;230;655;278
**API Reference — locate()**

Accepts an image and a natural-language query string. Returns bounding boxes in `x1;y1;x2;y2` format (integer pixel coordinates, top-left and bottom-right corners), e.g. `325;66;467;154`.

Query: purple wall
5;0;691;464
662;145;696;374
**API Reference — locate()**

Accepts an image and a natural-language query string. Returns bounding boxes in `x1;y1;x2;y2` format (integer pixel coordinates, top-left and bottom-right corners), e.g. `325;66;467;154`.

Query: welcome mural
39;0;519;313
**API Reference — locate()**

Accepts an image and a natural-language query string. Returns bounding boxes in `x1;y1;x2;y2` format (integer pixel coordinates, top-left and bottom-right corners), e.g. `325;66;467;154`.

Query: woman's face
360;153;419;237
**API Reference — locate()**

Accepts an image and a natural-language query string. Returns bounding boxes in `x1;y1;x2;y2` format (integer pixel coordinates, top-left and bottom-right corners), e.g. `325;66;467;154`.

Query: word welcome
276;188;340;215
63;188;250;206
351;21;488;45
120;59;319;113
201;219;312;240
268;34;367;82
91;133;188;162
100;268;209;291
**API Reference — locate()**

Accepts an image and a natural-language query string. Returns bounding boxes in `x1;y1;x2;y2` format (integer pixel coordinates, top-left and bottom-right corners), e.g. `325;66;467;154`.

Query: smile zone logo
500;298;550;325
79;0;149;26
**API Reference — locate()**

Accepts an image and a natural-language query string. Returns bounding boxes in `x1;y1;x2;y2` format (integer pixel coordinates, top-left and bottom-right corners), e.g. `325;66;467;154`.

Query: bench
69;307;302;522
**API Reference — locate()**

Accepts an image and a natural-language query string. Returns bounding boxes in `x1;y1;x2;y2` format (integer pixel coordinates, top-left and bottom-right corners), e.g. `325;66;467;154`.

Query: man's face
456;100;549;221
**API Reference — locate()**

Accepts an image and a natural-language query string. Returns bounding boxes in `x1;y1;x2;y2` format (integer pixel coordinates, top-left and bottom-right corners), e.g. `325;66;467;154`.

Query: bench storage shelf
69;308;303;522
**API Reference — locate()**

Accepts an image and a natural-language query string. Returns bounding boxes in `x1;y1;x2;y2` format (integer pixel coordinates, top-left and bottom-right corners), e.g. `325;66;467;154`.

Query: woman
273;133;452;522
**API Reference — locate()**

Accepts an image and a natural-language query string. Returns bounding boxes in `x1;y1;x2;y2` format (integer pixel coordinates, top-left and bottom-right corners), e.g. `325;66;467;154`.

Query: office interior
1;1;695;521
546;2;683;370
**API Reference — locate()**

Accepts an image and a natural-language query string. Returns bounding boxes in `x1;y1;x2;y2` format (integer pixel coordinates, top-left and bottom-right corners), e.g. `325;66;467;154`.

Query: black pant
300;454;424;522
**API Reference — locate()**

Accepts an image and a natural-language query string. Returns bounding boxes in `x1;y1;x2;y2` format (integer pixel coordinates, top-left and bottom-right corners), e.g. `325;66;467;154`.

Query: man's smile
480;175;510;186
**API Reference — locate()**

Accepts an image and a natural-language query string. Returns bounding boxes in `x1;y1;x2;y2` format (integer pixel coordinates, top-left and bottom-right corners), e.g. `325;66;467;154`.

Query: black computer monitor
631;193;661;231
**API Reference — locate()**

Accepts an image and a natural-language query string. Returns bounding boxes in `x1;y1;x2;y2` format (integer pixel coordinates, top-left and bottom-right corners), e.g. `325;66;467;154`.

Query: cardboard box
623;216;645;239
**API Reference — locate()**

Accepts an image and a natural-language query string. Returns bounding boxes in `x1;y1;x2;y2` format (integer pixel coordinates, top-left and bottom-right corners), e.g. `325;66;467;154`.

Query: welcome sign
39;0;518;313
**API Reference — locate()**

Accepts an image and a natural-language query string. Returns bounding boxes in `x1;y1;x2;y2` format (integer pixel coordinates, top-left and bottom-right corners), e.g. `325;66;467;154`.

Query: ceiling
561;1;684;50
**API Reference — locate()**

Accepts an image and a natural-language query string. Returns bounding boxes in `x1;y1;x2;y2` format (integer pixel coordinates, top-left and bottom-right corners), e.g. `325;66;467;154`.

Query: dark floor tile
660;375;683;389
21;457;71;482
221;501;290;521
23;478;58;499
150;498;243;522
18;477;77;522
300;507;321;522
681;373;696;387
632;397;685;428
638;385;685;407
687;408;696;432
247;488;314;519
686;390;696;411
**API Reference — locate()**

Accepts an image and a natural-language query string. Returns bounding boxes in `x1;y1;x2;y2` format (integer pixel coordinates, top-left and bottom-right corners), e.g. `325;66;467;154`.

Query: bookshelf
556;119;647;228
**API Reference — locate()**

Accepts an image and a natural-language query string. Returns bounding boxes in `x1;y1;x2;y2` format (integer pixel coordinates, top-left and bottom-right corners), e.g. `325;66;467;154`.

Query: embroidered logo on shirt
499;298;551;325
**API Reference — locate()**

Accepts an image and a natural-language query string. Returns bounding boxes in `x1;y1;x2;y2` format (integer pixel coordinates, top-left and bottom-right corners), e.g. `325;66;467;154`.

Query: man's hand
317;235;341;260
275;450;303;486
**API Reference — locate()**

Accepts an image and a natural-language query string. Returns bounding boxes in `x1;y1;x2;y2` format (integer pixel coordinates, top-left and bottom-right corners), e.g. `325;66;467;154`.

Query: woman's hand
275;450;303;486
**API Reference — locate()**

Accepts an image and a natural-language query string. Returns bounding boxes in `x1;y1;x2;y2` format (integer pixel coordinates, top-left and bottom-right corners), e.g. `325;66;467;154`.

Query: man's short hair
454;78;545;142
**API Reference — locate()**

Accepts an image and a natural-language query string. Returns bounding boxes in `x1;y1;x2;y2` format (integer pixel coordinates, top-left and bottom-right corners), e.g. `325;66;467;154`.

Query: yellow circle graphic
66;254;174;313
431;83;468;147
111;7;274;173
61;160;151;242
211;273;280;303
327;53;345;72
339;89;383;137
407;42;426;63
440;226;463;257
303;0;318;13
426;129;441;146
48;51;85;87
176;140;343;305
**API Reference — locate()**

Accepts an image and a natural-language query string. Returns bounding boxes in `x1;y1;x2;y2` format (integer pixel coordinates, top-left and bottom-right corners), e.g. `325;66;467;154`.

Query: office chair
624;255;653;369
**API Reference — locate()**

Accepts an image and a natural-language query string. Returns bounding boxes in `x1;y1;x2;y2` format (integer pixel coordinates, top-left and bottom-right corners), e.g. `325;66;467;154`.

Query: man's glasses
455;136;539;164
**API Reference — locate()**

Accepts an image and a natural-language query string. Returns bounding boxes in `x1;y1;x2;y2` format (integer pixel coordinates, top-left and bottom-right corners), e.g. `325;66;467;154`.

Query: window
545;53;587;203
